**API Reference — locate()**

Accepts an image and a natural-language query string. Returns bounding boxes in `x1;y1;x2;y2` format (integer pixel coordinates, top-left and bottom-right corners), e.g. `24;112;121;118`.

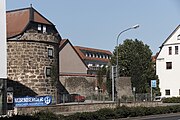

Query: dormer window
38;24;41;31
43;25;46;33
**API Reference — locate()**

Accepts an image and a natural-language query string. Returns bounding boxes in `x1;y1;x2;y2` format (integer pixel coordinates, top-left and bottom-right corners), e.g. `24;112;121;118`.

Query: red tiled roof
6;7;53;38
59;39;68;48
34;11;51;25
6;9;29;38
75;46;112;55
152;52;159;62
74;46;112;63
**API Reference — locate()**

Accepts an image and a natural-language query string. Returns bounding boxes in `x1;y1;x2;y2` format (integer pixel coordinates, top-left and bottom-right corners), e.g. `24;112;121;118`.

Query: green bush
162;97;180;103
0;115;38;120
114;105;130;118
3;105;180;119
34;110;59;120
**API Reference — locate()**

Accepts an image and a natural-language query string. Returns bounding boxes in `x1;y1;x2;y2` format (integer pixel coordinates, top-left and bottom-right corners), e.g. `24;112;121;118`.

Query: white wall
0;0;7;78
156;26;180;97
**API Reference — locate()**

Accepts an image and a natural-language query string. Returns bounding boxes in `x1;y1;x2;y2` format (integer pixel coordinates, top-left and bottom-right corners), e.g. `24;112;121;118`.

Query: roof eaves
6;7;30;13
161;25;180;46
32;7;54;26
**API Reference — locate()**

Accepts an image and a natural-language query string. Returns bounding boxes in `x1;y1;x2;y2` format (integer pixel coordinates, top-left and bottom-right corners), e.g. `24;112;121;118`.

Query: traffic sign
151;80;156;88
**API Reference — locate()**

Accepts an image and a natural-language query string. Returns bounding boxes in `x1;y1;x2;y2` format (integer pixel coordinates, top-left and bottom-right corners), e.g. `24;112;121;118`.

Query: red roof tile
75;46;112;55
74;46;112;63
6;7;54;38
6;9;29;38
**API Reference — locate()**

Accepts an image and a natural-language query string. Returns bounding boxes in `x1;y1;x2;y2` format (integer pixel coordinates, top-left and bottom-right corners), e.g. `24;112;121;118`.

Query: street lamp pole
115;24;139;100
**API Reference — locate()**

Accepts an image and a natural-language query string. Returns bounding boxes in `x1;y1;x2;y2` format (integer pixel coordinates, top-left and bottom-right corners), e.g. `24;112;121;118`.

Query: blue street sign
14;96;52;107
151;80;157;88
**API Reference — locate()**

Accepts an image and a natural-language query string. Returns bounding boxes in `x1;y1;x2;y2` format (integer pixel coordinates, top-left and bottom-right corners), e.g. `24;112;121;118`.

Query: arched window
177;34;180;40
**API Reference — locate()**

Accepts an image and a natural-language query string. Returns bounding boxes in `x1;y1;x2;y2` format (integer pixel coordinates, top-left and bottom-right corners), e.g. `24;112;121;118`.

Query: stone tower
6;7;61;98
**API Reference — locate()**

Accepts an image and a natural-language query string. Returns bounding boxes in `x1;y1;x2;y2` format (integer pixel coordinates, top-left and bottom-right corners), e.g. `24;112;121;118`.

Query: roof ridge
7;7;31;13
74;46;112;54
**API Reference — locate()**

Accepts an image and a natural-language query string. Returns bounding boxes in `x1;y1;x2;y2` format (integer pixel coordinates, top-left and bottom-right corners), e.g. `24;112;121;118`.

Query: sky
6;0;180;55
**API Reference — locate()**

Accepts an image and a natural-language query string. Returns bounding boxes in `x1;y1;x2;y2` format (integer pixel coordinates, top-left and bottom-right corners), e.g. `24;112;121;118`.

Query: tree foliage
96;66;107;89
111;39;157;93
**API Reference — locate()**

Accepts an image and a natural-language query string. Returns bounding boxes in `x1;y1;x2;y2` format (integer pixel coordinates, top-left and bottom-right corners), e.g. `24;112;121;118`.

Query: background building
59;39;88;76
74;46;112;75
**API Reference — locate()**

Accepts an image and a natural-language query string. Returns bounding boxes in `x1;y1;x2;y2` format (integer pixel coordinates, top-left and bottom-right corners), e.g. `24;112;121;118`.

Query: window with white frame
165;89;170;95
48;48;53;58
168;47;172;55
175;46;178;55
166;62;172;69
45;67;51;77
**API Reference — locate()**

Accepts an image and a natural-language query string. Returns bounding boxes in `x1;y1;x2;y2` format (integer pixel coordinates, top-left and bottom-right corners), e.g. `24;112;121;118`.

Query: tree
106;67;112;96
96;66;107;90
111;39;157;93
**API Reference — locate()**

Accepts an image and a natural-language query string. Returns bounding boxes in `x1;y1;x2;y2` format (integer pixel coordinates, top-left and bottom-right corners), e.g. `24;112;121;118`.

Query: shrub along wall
162;97;180;103
3;105;180;120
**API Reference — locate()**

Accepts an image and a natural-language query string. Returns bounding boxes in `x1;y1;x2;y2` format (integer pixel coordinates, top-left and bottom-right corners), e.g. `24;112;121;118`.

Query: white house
156;25;180;97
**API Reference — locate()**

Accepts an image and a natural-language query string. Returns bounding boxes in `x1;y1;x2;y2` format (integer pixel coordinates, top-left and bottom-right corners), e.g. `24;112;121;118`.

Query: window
166;62;172;69
43;25;46;33
38;24;42;31
165;89;170;95
168;47;172;55
45;67;51;77
48;48;53;58
178;34;180;40
175;46;178;55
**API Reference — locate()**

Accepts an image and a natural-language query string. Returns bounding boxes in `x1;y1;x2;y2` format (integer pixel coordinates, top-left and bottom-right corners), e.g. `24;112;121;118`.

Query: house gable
161;25;180;47
59;39;88;75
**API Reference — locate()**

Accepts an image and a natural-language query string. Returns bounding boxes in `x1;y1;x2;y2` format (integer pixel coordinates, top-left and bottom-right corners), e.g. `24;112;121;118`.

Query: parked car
70;94;85;102
154;96;164;101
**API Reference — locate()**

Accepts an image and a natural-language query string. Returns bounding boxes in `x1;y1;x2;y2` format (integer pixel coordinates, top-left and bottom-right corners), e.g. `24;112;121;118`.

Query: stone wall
60;76;133;99
15;102;161;115
116;77;133;98
7;32;59;97
59;76;97;96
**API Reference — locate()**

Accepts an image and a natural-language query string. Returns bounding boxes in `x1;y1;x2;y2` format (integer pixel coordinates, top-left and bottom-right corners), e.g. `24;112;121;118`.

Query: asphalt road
119;113;180;120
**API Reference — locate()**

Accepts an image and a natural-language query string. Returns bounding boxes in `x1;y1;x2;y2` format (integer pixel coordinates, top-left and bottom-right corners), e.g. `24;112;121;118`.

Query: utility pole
111;66;116;101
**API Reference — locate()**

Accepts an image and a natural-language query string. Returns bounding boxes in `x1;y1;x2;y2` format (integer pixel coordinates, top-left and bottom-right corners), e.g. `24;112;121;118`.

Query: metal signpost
111;66;116;101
